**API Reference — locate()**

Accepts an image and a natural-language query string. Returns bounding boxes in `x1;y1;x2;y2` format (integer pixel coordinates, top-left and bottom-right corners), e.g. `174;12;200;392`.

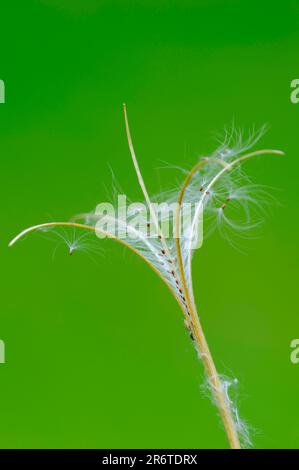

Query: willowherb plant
9;105;284;448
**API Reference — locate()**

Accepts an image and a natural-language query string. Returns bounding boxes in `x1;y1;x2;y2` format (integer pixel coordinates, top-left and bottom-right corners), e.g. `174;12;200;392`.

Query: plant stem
185;295;241;449
174;162;241;449
176;241;241;448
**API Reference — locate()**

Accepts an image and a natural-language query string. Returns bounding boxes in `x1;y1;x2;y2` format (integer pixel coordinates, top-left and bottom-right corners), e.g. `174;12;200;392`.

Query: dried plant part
9;105;284;448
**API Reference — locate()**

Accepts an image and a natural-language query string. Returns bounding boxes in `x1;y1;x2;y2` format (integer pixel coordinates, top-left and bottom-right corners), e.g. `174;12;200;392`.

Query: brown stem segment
175;160;241;449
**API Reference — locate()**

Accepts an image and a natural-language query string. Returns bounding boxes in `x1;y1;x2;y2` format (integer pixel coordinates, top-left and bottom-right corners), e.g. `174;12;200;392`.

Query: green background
0;0;298;448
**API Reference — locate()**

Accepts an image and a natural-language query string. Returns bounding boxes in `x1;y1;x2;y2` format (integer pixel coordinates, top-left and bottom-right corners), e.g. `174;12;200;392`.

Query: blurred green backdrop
0;0;298;449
